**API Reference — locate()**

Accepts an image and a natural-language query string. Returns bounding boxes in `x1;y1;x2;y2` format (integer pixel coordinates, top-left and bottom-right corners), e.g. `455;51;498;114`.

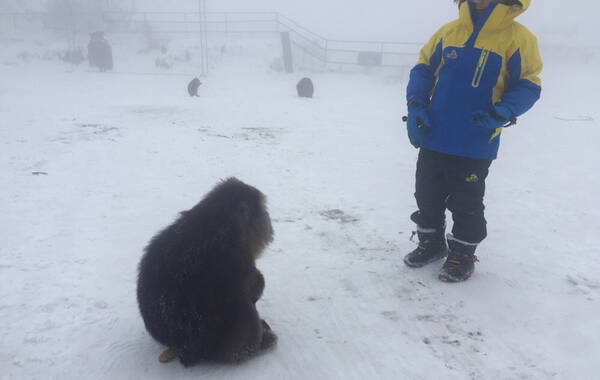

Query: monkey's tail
158;348;177;363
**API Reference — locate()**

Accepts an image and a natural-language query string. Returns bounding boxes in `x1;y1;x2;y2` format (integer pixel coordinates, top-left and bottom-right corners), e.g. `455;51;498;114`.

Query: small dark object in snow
88;32;113;71
31;171;48;176
296;77;314;98
137;178;277;366
319;209;359;224
187;77;202;97
62;47;85;64
155;57;171;70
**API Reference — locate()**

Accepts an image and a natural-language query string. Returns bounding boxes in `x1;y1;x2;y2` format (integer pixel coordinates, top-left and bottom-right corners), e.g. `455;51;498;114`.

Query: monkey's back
187;78;201;96
296;77;314;98
137;211;252;356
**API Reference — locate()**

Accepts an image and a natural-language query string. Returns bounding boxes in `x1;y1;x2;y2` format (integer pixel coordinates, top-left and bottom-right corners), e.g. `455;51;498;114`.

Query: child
403;0;542;282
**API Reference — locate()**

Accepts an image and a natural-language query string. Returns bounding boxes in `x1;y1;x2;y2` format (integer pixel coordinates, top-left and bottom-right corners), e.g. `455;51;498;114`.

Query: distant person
403;0;542;282
88;31;113;71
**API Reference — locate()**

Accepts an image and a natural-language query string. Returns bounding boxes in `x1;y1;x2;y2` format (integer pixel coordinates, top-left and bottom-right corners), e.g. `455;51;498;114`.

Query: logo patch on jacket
446;50;458;60
465;174;479;183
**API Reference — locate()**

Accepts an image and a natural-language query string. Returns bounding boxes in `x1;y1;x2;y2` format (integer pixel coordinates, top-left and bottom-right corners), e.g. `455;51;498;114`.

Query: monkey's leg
158;348;177;363
260;329;277;350
260;319;277;350
214;303;264;363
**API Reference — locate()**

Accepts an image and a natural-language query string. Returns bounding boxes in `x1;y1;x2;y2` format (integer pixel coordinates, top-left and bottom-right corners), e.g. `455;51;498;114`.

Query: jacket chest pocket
441;47;462;69
471;50;490;88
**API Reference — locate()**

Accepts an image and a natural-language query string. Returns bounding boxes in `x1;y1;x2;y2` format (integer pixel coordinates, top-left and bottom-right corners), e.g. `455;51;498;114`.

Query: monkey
296;77;314;98
136;177;277;366
187;77;202;97
87;31;113;71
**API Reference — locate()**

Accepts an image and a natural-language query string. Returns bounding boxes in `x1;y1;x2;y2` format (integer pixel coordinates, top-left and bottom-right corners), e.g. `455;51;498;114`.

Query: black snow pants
412;148;493;244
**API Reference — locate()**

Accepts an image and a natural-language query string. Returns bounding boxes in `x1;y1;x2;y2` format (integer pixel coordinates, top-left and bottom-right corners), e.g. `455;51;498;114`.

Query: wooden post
280;31;293;73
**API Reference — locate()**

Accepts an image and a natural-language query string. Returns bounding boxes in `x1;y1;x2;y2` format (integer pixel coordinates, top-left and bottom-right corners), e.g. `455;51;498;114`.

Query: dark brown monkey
187;77;202;97
296;77;314;98
137;177;277;366
88;31;113;71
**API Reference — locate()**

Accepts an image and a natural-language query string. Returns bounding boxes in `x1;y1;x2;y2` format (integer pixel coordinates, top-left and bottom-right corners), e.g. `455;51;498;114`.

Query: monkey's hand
250;269;265;304
261;319;271;331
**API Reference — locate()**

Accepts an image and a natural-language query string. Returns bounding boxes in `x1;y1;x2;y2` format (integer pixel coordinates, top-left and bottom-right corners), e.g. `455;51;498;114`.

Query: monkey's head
203;178;274;258
239;186;274;259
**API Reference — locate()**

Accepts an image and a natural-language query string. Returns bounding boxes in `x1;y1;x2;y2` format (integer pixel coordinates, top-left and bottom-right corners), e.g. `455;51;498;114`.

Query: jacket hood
502;0;530;18
459;0;530;29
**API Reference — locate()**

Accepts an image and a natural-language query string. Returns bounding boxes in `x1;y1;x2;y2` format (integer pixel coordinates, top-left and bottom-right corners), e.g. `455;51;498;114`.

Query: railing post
280;31;294;73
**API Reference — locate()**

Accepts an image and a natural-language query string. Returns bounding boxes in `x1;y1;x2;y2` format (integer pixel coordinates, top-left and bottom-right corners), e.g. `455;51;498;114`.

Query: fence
0;11;421;69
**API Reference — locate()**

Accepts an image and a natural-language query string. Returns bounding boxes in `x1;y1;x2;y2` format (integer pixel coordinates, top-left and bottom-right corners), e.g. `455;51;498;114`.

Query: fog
3;0;599;46
139;0;598;46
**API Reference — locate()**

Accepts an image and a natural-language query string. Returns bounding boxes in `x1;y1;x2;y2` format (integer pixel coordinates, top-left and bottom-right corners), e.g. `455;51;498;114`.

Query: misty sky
4;0;598;46
136;0;599;46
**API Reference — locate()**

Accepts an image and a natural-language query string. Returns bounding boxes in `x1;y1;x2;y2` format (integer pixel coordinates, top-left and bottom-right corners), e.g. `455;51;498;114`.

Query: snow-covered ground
1;35;599;379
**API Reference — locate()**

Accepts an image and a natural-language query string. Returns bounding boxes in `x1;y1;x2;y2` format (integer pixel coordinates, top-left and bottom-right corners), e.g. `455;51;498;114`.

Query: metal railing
0;11;421;68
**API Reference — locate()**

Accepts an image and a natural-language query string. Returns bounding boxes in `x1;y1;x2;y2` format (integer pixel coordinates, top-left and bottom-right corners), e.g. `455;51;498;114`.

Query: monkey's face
259;201;274;244
246;197;274;259
207;177;274;258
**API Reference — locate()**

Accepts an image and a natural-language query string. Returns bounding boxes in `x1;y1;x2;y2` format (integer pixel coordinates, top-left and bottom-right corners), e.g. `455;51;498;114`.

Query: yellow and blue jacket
406;0;542;159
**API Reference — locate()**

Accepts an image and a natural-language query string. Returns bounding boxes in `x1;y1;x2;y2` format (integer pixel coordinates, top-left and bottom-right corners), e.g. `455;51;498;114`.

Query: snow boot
438;234;478;283
403;226;448;268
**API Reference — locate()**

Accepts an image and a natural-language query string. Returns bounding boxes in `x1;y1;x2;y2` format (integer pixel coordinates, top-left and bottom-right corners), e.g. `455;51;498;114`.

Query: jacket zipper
471;49;490;88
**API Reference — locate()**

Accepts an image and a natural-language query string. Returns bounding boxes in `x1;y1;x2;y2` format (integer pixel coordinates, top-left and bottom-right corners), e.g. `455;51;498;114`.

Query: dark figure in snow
137;178;277;366
187;77;202;97
296;77;314;98
87;31;113;71
403;0;542;282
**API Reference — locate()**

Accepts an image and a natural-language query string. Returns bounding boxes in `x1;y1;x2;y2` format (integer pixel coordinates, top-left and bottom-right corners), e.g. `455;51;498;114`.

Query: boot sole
438;270;473;283
403;254;447;268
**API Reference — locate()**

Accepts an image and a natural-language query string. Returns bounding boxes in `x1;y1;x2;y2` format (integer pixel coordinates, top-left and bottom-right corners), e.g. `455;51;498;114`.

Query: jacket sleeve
406;30;444;106
496;28;543;117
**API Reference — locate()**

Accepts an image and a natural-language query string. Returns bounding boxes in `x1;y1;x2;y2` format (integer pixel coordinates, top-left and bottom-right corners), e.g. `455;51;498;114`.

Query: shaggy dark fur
137;177;276;366
296;77;314;98
187;77;202;97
